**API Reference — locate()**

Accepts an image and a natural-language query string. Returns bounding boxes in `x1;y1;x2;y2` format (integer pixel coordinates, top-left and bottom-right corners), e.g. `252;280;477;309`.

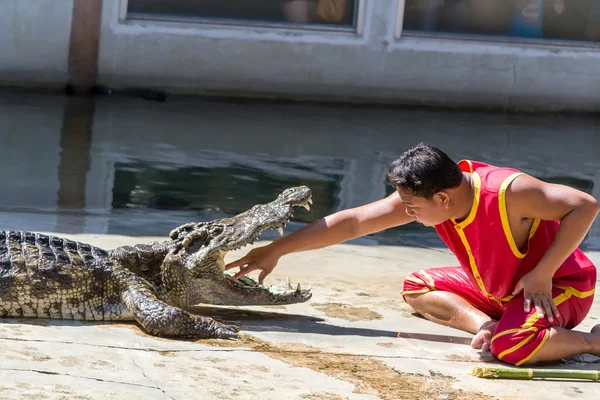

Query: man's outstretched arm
508;174;600;319
225;191;415;283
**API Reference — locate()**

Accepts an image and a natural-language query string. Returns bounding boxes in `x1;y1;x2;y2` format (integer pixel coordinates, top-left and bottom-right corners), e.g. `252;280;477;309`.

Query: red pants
403;266;596;366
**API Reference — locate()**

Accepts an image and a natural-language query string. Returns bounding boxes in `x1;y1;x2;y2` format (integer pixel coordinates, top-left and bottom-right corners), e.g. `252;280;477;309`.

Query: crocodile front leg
109;241;170;278
113;265;239;339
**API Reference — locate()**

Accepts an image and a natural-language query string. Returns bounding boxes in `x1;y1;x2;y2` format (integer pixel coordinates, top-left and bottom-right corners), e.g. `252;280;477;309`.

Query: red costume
402;160;596;366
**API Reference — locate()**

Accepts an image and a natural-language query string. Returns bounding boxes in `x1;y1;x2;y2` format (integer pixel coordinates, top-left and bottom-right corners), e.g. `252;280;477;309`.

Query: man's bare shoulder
506;173;598;221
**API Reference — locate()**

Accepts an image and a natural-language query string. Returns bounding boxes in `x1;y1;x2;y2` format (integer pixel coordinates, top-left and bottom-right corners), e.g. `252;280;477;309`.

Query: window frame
119;0;366;35
395;0;600;50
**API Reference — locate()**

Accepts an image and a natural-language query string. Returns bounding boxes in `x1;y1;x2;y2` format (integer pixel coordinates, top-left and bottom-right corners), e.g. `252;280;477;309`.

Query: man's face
396;185;452;227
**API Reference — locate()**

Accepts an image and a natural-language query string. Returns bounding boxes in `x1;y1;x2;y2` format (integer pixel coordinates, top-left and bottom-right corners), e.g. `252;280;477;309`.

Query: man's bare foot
591;324;600;335
471;320;498;351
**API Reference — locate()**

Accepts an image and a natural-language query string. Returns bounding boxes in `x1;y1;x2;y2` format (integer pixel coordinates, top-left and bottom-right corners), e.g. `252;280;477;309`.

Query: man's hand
512;270;560;322
224;244;280;284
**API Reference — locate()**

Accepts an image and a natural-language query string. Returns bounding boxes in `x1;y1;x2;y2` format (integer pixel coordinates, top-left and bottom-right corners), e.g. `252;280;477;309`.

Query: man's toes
470;333;484;349
471;330;492;350
591;324;600;335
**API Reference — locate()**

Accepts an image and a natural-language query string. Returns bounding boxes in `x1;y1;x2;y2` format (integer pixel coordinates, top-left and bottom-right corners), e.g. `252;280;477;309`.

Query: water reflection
0;90;598;250
56;97;94;233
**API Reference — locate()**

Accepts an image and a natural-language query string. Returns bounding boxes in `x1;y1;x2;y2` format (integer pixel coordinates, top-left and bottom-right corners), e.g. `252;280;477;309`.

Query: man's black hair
387;143;464;199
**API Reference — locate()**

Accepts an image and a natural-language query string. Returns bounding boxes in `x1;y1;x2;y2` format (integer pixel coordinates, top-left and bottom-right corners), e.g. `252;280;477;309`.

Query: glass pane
403;0;600;42
127;0;357;26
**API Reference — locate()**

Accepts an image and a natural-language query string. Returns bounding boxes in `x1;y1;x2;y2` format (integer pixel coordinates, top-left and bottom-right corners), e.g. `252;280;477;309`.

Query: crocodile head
168;186;313;306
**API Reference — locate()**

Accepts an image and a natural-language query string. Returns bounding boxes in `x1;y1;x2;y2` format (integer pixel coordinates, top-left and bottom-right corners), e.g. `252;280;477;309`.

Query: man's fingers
533;297;544;318
550;300;561;320
540;297;555;322
225;257;250;270
512;283;523;296
258;270;269;285
526;294;558;321
232;265;258;280
523;296;532;313
531;295;544;318
543;296;560;322
258;268;274;285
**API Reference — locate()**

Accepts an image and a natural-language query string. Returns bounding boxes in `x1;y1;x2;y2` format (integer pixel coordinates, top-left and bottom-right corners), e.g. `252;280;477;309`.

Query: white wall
1;0;600;111
97;0;600;111
0;0;73;86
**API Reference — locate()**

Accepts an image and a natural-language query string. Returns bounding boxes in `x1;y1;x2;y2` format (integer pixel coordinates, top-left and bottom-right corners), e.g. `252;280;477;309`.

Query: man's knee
401;271;435;312
490;327;548;366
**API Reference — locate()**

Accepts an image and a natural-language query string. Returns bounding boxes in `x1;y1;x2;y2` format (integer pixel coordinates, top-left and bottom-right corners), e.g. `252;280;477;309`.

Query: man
225;143;600;366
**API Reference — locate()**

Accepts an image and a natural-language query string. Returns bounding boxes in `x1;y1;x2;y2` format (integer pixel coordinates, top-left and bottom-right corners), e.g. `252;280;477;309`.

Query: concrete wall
1;1;600;111
0;0;73;86
96;0;600;111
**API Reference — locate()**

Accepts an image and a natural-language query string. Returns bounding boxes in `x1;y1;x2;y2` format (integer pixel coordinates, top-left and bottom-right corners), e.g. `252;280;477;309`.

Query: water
0;90;599;250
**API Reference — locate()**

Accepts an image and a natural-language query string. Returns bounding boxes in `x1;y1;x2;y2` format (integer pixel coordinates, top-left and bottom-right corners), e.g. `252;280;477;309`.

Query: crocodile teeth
287;277;292;290
308;197;313;204
302;204;310;211
277;227;284;236
296;283;301;292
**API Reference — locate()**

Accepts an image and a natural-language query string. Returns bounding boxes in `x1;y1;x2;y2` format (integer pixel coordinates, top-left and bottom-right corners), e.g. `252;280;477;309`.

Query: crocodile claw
215;327;240;340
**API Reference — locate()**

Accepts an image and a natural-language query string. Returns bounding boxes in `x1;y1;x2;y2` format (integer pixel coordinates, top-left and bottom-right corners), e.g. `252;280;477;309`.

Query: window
124;0;360;29
401;0;600;44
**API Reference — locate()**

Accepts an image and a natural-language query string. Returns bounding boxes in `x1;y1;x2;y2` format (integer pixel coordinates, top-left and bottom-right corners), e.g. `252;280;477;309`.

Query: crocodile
0;186;313;340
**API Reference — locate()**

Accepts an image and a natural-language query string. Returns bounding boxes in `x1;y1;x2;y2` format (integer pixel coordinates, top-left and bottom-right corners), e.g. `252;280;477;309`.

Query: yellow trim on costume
450;172;499;302
529;218;541;239
555;285;596;299
402;288;433;296
515;328;551;366
458;159;475;173
452;162;488;296
501;295;515;304
499;172;533;259
451;172;481;229
521;313;540;331
404;276;428;285
454;227;494;300
497;333;536;361
420;269;436;289
491;327;538;343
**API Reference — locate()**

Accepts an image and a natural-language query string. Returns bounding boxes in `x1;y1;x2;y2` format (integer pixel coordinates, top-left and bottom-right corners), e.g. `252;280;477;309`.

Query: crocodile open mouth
170;186;314;303
225;271;310;298
220;187;313;301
